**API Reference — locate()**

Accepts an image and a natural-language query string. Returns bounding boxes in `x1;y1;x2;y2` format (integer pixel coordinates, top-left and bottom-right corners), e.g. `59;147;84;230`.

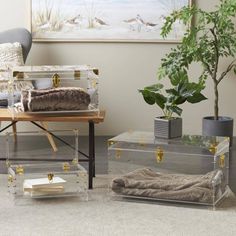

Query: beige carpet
1;174;236;236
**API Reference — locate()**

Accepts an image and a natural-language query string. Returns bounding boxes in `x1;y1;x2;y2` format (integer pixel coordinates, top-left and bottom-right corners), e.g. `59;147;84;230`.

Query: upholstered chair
0;28;32;138
0;28;32;63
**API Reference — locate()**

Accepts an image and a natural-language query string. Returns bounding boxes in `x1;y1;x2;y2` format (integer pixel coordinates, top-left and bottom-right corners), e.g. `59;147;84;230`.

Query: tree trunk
214;81;219;120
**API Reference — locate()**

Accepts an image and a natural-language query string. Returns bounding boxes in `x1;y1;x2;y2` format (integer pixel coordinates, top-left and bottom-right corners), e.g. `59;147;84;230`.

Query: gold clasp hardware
115;149;122;159
7;80;14;93
72;158;78;165
219;154;225;168
139;137;146;147
93;69;99;75
8;175;13;183
16;165;24;175
108;140;116;147
52;73;60;88
47;173;54;183
156;148;164;163
74;70;81;80
6;160;11;168
91;79;97;89
63;162;70;171
209;142;218;155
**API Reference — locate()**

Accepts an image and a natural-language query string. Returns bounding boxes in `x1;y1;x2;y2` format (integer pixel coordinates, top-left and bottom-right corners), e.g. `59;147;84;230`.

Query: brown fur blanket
21;87;91;112
112;168;223;203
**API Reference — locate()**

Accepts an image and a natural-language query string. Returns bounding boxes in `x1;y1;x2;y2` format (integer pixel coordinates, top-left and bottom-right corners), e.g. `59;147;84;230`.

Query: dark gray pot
154;117;182;139
202;116;234;145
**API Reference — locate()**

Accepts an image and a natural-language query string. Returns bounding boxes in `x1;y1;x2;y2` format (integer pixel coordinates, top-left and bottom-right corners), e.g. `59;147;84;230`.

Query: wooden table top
0;109;105;123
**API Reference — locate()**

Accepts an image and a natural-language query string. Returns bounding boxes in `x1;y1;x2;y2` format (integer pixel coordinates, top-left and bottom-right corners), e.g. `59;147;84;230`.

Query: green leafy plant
159;0;236;120
139;78;206;120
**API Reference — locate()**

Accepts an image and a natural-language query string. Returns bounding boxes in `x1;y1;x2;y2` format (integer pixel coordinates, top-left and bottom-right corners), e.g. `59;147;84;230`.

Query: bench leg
12;122;17;143
40;122;58;152
89;122;95;189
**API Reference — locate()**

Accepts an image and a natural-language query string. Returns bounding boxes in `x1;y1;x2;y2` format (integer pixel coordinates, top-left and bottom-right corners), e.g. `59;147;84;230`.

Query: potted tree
139;78;206;139
159;0;236;144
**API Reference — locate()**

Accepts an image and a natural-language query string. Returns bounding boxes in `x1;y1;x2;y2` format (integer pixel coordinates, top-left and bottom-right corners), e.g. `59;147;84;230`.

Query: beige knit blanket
112;168;223;203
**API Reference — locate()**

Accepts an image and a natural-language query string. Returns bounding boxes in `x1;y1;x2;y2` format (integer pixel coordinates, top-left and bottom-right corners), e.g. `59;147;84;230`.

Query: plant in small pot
139;78;206;139
159;0;236;144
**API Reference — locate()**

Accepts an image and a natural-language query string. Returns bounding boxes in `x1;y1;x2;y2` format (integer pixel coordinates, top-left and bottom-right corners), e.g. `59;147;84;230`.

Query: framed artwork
31;0;192;42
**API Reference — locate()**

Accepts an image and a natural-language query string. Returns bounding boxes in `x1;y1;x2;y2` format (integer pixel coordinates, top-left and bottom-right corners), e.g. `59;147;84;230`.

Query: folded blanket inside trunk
112;168;223;203
21;87;91;112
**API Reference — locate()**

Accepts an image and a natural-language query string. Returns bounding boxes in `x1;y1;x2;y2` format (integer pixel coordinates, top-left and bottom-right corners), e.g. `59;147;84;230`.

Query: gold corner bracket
219;154;225;168
156;147;164;163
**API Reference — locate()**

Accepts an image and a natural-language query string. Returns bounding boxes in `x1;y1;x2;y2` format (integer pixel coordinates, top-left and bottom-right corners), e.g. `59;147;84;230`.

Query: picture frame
30;0;192;43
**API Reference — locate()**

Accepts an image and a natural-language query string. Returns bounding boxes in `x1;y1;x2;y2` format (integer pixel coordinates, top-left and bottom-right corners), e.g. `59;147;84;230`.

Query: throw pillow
0;42;33;106
0;42;24;69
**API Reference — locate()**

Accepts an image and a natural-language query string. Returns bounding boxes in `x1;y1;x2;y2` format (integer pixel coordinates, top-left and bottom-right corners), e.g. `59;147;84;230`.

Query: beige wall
0;0;235;135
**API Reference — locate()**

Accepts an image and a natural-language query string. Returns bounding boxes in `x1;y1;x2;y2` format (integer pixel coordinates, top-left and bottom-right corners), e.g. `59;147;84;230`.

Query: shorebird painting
64;15;83;29
124;14;146;32
38;22;52;31
123;17;138;31
145;22;158;31
94;17;109;28
136;14;146;32
31;0;189;41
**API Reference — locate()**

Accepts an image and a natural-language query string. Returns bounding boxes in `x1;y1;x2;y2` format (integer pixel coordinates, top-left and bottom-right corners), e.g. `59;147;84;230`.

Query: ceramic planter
202;116;234;145
154;117;182;139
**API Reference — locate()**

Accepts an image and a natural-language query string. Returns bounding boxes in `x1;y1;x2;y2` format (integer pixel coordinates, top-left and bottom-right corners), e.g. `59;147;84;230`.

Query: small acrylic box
8;65;99;116
6;129;88;202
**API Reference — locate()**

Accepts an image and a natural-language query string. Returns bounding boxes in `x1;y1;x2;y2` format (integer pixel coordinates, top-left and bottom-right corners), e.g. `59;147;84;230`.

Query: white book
23;177;66;189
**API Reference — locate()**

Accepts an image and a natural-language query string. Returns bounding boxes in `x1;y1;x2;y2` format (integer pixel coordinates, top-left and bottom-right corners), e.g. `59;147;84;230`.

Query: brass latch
156;147;164;163
52;73;60;88
47;173;54;183
219;154;225;168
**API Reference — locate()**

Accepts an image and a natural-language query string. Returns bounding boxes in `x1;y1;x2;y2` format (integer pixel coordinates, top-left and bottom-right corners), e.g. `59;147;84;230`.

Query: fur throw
112;168;224;203
21;87;91;112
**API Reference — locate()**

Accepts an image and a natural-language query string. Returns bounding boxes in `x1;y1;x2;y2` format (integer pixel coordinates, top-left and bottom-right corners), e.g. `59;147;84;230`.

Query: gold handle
16;165;24;175
63;162;70;171
156;148;164;163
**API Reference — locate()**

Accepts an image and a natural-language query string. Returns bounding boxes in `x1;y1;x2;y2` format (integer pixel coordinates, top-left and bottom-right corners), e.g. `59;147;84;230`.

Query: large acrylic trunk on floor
108;131;230;208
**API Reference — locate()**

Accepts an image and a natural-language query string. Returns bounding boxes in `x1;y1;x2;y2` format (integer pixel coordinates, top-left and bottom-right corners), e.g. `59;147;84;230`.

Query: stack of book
23;177;66;197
